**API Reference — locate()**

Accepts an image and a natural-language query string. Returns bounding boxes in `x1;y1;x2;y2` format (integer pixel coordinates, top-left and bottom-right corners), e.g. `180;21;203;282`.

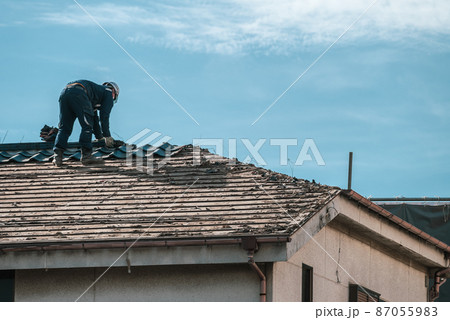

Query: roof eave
0;235;291;253
342;190;450;254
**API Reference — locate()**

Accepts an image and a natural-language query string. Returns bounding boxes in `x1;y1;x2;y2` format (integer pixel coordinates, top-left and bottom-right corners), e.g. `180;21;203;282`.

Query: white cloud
40;0;450;54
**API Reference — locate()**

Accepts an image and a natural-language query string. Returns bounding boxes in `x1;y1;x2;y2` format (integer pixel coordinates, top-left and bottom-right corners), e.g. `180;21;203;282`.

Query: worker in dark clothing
53;80;119;166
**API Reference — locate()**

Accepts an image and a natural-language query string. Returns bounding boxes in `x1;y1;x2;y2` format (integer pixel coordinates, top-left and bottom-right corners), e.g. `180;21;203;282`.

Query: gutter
429;267;450;302
343;190;450;254
0;236;290;253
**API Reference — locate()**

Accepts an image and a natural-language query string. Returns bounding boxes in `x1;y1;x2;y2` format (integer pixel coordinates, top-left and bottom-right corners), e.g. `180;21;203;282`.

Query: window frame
302;263;313;302
349;284;381;302
0;270;15;302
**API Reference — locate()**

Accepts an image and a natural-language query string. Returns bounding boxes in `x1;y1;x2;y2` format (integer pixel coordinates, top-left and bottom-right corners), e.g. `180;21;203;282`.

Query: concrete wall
271;224;429;302
15;264;261;302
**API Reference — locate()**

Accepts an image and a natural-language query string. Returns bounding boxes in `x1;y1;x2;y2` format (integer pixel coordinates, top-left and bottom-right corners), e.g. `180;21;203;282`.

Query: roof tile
0;143;339;249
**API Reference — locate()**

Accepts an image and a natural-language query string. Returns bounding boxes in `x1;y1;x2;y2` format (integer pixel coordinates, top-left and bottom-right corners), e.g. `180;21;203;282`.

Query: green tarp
379;203;450;302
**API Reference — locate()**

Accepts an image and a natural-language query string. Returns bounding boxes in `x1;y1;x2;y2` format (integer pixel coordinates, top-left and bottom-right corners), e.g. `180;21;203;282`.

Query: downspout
242;237;266;302
248;250;267;302
429;267;450;302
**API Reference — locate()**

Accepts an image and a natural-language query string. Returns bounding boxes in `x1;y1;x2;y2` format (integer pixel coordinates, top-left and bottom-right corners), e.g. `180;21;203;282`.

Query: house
0;142;449;302
374;199;450;302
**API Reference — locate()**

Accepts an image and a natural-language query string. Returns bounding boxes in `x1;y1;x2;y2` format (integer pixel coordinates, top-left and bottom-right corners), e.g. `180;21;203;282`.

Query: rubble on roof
0;143;340;249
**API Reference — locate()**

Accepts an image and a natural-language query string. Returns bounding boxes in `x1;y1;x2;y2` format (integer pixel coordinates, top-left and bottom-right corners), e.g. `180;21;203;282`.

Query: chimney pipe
348;152;353;190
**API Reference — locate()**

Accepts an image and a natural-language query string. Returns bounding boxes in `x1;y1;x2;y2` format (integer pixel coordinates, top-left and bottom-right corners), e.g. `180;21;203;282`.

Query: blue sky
1;0;449;197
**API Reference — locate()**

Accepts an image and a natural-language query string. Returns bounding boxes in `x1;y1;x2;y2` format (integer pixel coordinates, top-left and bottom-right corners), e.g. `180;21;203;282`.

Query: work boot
81;148;104;166
52;148;64;167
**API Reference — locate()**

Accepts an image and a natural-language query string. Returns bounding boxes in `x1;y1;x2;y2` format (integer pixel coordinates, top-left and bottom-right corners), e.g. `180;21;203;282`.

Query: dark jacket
67;80;114;138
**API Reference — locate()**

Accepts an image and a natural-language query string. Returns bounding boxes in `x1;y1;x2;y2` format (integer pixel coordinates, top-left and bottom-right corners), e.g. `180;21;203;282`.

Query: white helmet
103;81;119;103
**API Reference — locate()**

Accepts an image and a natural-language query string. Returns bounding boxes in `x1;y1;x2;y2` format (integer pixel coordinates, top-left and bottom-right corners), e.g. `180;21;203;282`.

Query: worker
52;80;119;166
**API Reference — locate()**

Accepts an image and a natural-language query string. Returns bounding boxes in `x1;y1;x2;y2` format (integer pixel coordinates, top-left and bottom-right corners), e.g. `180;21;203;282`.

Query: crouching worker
52;80;119;166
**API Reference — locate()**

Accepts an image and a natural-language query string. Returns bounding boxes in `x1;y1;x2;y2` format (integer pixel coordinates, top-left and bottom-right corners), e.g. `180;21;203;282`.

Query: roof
0;142;448;255
0;142;339;250
343;191;450;253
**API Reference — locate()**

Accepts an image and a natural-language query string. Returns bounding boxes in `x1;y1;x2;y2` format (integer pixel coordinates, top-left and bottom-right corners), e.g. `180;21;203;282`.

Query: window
302;264;313;302
349;284;381;302
0;270;14;302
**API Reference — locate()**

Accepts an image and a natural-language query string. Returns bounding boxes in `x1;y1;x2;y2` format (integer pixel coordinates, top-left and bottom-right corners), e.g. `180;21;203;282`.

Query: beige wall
272;224;429;302
15;264;260;302
14;226;432;302
14;228;431;302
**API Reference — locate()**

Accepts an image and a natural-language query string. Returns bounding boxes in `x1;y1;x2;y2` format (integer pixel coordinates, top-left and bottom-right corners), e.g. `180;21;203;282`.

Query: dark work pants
54;87;94;151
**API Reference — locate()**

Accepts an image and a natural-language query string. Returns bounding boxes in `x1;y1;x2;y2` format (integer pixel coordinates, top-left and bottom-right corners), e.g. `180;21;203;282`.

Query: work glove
94;137;124;148
93;137;104;145
104;136;115;148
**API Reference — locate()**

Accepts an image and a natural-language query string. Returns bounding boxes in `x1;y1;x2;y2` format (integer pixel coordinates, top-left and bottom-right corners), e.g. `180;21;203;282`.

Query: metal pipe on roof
347;152;353;190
